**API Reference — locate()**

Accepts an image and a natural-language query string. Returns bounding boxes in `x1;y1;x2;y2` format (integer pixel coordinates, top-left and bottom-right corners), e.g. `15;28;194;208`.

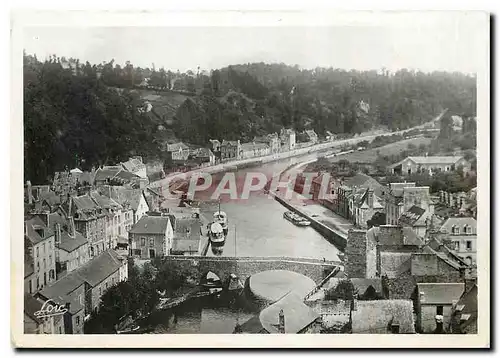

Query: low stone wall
160;255;339;285
272;193;347;251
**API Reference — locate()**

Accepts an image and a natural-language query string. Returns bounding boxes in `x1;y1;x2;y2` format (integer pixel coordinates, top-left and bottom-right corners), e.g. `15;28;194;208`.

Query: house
439;217;477;266
25;217;57;292
451;284;477;334
398;205;431;238
304;129;318;144
254;133;281;154
239;142;271;159
306;299;351;333
279;128;296;151
415;282;465;333
384;183;433;226
334;173;384;220
24;293;65;334
102;186;150;228
351;299;415;334
352;188;385;229
36;272;86;334
46;212;90;276
94;166;141;187
121;156;147;179
325;131;335;141
69;194;107;258
76;249;127;313
89;192;130;251
128;215;174;259
170;218;202;256
345;226;424;279
388;156;471;176
238;292;321;334
165;142;191;162
190;147;216;166
220;140;241;161
209;139;221;153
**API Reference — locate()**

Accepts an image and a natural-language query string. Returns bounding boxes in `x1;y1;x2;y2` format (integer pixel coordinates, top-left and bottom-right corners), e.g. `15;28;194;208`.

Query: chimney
68;217;76;238
27;181;33;205
367;188;374;208
55;223;62;245
278;309;285;333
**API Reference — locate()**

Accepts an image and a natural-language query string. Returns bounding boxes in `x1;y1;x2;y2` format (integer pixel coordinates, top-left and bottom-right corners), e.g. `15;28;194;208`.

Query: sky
21;13;486;74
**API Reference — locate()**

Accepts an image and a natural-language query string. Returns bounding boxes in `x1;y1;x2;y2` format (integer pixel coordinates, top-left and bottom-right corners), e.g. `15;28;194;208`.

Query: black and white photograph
11;10;490;348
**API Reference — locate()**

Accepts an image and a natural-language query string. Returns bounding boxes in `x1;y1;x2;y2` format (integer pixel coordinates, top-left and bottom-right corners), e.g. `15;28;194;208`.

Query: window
59;326;62;334
76;316;80;326
463;225;467;234
43;243;46;253
454;241;460;251
79;294;83;305
36;247;39;257
149;238;154;247
37;262;40;272
467;226;472;234
141;238;146;246
99;287;102;296
436;306;443;315
466;241;472;250
49;255;52;265
105;282;108;289
390;324;400;334
43;258;46;268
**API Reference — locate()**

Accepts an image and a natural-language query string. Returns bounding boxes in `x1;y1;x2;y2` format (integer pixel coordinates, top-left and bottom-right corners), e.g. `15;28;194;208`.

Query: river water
194;153;341;261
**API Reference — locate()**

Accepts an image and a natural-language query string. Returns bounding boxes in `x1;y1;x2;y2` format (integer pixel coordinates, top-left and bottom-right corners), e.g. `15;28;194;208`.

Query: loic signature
34;299;68;319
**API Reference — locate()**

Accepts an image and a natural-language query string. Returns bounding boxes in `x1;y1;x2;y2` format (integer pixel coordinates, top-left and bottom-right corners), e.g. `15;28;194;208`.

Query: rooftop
75;249;123;287
166;142;190;152
129;215;171;235
398;205;426;226
351;300;416;334
417;283;465;305
259;292;320;333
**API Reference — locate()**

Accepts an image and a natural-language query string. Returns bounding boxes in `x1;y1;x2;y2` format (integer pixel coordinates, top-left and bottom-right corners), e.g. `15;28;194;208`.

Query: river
193;152;341;261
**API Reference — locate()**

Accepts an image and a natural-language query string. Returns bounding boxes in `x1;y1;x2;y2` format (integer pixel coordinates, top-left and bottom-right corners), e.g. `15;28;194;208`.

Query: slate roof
58;231;88;253
398;205;426;226
455;284;477;333
129;215;171;235
166;142;190;152
221;140;239;146
121;158;145;173
387;182;416;198
171;238;200;252
259;292;320;333
190;147;214;158
417;283;465;305
342;173;385;197
24;294;44;324
390;156;465;169
173;218;202;240
440;217;477;234
351;300;416;334
75;249;123;287
240;142;270;151
106;187;146;212
304;129;318;139
94;167;122;182
38;272;85;315
25;216;54;245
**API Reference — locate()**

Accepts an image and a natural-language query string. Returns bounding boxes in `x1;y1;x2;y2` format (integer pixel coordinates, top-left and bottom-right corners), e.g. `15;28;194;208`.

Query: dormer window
463;225;467;234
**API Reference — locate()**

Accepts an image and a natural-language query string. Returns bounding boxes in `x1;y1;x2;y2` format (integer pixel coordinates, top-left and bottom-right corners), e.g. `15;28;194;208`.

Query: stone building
439;217;477;266
280;128;296;152
384;183;433;228
254;133;281;154
239;141;271;159
128;215;174;259
25;216;57;292
388;156;471;176
415;282;465;333
220;140;241;161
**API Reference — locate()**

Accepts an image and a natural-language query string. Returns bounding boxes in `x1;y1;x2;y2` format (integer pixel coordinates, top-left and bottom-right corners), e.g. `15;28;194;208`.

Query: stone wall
345;230;368;278
159;256;339;285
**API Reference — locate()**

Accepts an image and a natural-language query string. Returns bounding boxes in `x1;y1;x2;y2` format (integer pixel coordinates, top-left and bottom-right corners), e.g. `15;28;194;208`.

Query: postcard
11;10;490;348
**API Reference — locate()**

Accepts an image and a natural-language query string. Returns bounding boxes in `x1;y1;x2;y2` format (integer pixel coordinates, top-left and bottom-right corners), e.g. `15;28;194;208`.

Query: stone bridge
160;255;342;285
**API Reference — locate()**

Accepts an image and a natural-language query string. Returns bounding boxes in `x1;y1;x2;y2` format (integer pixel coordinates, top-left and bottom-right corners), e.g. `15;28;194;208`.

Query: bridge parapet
158;255;341;285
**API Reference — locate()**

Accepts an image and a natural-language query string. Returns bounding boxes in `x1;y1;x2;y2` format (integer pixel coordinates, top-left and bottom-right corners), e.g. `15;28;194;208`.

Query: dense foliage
24;53;476;184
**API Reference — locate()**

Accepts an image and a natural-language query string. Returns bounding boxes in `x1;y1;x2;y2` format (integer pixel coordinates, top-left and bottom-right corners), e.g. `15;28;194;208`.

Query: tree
325;279;358;301
367;212;386;228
